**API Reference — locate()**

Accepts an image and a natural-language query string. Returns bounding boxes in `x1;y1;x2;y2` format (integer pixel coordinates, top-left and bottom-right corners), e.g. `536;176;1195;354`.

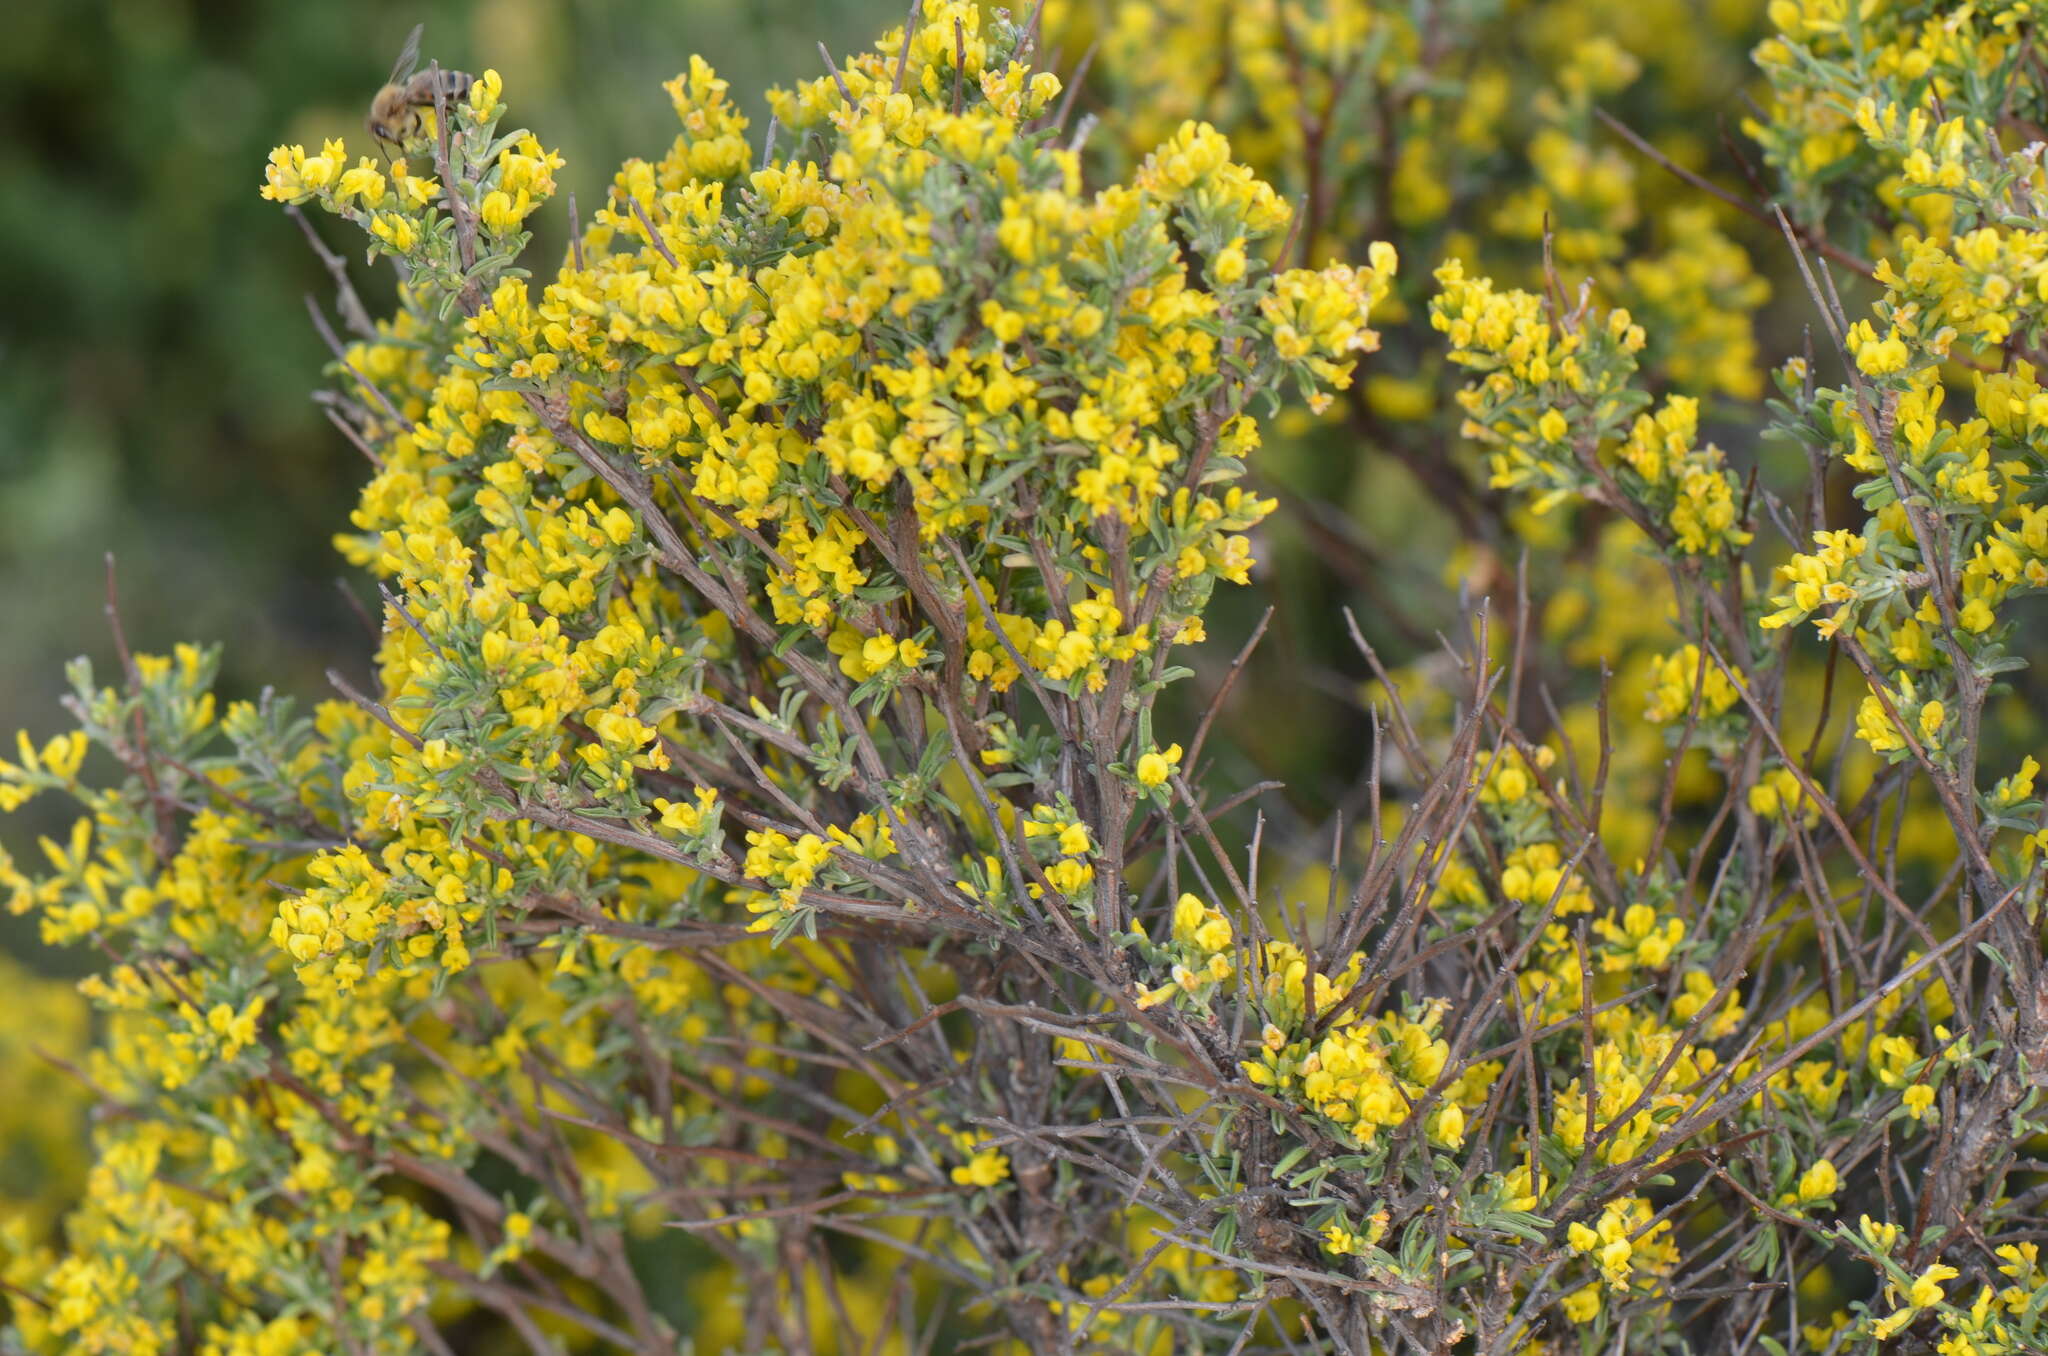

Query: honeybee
366;24;475;152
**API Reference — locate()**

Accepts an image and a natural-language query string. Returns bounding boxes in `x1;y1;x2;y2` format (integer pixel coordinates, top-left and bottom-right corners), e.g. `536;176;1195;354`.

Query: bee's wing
387;23;424;86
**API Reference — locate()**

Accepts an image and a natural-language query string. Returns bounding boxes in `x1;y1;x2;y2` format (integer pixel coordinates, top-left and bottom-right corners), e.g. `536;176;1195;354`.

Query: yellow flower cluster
1642;643;1738;726
1091;0;1770;411
1242;958;1478;1149
242;0;1395;992
1135;892;1235;1008
1432;262;1750;556
1759;58;2048;763
1566;1196;1676;1293
945;1127;1012;1190
1550;1011;1713;1165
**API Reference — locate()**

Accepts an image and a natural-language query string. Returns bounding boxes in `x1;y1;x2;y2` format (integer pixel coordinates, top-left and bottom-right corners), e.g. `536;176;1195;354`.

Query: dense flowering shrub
6;1;2048;1353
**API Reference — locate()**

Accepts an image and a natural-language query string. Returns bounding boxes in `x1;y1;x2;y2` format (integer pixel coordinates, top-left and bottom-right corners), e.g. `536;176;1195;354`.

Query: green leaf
1210;1212;1238;1254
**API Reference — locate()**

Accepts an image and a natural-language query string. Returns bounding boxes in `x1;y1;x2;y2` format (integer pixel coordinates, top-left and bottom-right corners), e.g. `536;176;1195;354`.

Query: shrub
4;2;2048;1353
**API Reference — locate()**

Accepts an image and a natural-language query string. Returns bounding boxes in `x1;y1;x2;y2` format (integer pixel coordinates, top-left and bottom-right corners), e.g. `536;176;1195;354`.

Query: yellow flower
1991;756;2039;808
1918;700;1945;741
1795;1158;1838;1203
469;68;503;118
1212;240;1247;284
950;1147;1010;1188
1909;1263;1959;1308
1135;742;1183;788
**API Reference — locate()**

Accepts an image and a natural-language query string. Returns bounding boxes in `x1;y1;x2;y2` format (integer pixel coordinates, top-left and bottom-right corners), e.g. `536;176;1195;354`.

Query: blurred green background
0;0;896;745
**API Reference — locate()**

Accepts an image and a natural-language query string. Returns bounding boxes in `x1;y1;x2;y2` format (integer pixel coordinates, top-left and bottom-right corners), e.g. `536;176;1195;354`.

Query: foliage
6;2;2048;1354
